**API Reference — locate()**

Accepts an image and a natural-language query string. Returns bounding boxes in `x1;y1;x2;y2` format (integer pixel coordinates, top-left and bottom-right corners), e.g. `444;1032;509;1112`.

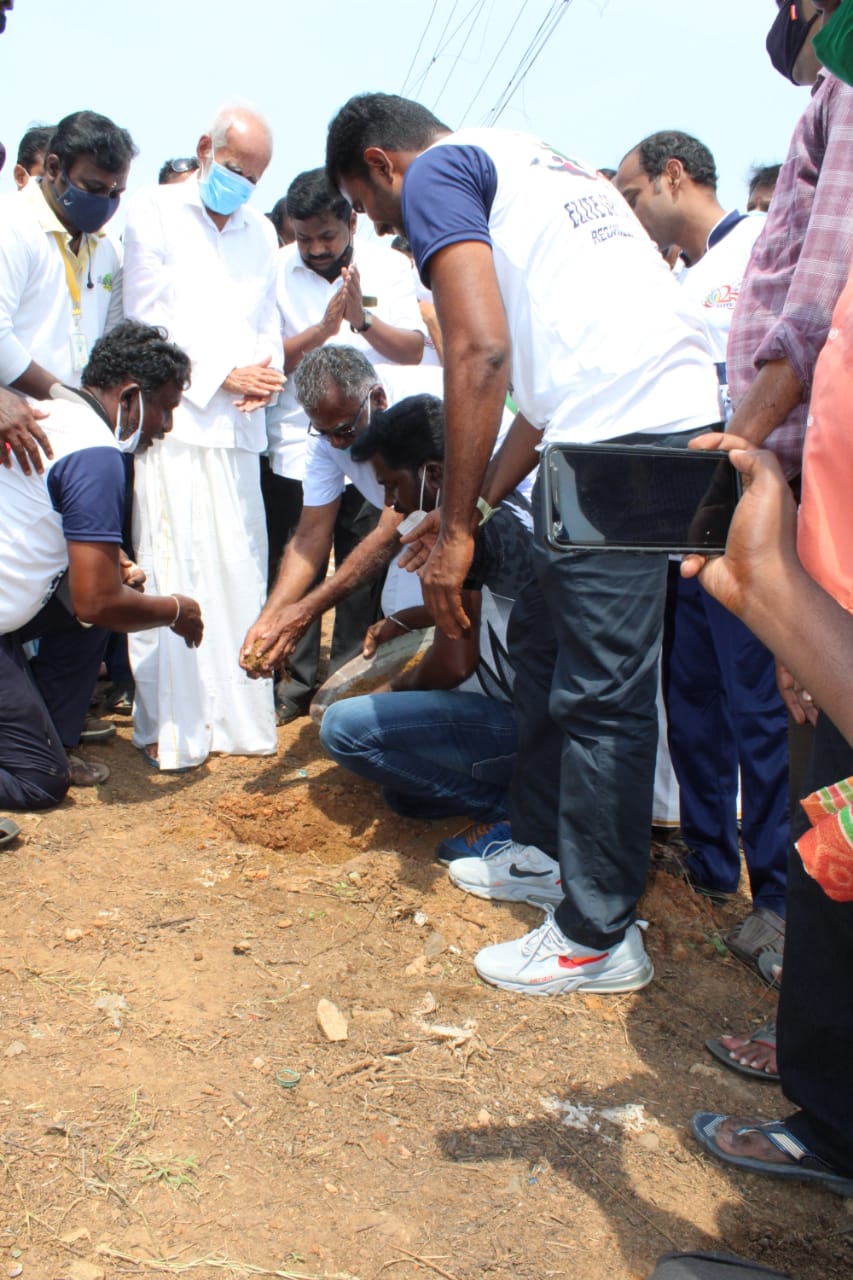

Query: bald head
197;103;273;189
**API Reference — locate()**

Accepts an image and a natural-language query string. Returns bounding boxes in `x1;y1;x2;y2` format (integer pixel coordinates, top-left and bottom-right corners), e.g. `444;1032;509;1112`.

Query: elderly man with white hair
122;103;284;770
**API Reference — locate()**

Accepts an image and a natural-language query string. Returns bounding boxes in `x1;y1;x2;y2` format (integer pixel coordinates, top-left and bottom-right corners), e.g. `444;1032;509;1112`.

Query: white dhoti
130;439;276;770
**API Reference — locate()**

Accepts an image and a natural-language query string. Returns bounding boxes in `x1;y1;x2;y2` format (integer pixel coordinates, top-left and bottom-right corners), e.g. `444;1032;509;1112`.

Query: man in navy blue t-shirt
0;322;203;810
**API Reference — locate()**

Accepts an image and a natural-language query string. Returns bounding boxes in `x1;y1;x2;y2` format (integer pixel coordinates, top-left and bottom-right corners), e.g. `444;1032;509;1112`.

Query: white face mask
397;465;440;537
116;387;145;454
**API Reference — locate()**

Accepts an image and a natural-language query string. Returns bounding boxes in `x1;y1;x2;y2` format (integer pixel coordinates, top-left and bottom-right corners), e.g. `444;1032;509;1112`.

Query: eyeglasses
167;158;199;175
307;387;375;442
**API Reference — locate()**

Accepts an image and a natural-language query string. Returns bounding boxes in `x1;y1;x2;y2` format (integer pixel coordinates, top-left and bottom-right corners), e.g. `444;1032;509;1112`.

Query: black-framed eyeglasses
307;387;375;442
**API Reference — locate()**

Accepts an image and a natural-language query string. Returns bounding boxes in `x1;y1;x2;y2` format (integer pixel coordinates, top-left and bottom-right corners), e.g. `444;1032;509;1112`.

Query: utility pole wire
458;0;534;126
408;0;462;99
483;0;575;127
431;0;490;112
401;0;440;95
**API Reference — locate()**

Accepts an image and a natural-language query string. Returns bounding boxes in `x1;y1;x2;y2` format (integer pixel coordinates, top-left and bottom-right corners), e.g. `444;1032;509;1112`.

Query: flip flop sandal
0;818;21;848
705;1019;779;1082
140;746;190;774
691;1112;853;1196
724;908;785;976
758;950;783;989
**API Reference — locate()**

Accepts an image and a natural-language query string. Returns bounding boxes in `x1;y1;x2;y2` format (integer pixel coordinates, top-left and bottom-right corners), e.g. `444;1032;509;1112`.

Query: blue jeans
319;690;517;820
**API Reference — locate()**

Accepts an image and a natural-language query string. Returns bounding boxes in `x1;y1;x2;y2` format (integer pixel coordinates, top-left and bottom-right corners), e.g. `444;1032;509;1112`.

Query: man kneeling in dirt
0;322;203;810
319;392;532;823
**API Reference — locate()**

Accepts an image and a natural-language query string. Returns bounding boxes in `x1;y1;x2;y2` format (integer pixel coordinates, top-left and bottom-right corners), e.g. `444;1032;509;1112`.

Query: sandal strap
733;1121;832;1172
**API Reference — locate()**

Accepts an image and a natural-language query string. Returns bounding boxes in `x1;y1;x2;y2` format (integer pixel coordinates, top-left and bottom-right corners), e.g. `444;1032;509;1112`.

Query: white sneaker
447;839;563;906
474;913;654;995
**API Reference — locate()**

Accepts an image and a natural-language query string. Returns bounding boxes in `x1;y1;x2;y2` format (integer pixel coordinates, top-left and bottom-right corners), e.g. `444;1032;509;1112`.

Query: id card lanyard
53;232;89;371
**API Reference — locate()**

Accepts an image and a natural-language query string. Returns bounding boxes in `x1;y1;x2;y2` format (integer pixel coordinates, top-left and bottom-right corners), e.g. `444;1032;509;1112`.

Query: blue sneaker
435;820;512;866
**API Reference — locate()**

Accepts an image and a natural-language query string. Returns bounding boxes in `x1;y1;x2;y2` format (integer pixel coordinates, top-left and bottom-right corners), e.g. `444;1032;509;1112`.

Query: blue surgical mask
52;169;120;232
116;388;145;454
198;159;254;215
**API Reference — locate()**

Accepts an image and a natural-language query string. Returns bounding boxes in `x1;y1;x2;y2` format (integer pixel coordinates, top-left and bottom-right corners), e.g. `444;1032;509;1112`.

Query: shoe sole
474;956;655;995
448;875;564;908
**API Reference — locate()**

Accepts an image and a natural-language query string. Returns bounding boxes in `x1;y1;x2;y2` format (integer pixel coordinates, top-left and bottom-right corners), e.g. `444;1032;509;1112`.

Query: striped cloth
727;71;853;476
798;777;853;902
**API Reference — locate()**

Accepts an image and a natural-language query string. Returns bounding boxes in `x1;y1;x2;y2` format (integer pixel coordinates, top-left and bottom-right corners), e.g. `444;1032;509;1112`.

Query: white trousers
130;440;276;770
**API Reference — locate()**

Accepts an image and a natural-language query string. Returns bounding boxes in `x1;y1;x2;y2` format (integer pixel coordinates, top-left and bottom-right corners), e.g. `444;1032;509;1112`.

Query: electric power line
401;0;440;95
430;0;490;112
457;0;534;126
483;0;575;127
407;0;462;99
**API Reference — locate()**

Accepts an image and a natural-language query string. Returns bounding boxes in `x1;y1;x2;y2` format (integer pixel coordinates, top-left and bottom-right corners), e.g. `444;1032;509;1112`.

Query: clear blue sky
1;0;811;219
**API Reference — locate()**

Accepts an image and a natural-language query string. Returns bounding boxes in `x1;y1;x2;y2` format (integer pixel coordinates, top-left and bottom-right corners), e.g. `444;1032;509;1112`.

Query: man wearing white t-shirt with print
265;168;431;721
615;132;789;967
327;95;720;996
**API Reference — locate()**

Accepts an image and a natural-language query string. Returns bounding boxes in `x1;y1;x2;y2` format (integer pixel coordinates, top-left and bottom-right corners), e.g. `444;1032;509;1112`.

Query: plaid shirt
727;72;853;475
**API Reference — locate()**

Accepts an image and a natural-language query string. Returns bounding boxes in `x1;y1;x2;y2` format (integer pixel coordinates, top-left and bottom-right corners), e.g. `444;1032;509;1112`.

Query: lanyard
52;232;86;321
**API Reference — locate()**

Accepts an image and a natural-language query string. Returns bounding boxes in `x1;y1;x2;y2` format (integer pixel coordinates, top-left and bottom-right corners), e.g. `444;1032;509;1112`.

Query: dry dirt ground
1;704;851;1280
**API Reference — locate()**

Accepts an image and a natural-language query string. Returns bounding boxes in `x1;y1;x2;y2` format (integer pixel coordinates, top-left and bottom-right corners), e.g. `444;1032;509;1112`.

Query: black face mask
766;1;820;83
307;238;354;281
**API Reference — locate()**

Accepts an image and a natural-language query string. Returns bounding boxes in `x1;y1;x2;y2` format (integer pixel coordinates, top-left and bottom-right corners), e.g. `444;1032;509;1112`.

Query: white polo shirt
122;177;281;452
0;397;124;634
266;237;429;480
680;212;766;361
679;210;766;418
402;129;720;446
0;179;120;387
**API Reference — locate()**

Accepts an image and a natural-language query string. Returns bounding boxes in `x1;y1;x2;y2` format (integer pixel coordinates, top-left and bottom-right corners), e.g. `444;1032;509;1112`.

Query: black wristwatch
351;309;373;334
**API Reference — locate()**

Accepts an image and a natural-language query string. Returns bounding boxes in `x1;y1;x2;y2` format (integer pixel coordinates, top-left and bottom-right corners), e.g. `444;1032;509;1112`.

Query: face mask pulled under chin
397;466;440;537
198;158;254;215
766;1;820;82
813;2;853;86
116;389;145;454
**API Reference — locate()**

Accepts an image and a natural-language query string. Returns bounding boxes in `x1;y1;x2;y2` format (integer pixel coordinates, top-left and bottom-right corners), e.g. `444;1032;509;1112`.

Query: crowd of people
2;0;853;1272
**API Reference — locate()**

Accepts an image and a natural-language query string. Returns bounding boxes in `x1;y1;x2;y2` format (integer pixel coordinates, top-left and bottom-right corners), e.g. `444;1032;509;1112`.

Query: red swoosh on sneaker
558;952;609;969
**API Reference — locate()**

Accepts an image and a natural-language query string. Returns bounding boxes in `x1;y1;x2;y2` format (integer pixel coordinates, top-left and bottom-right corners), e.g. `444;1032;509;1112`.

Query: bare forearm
440;347;508;536
363;321;424;365
726;358;804;448
263;539;328;615
302;525;399;616
284;325;330;374
11;361;61;401
481;412;541;507
739;564;853;745
73;584;179;632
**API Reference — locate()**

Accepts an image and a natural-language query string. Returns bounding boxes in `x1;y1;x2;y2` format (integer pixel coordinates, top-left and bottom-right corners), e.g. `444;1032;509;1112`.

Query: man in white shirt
264;167;430;721
327;94;720;997
122;103;284;771
244;345;441;682
0;110;134;395
0;321;202;809
615;131;789;968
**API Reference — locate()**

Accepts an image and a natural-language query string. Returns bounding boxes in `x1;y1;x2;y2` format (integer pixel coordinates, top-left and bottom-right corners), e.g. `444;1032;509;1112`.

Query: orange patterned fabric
797;777;853;902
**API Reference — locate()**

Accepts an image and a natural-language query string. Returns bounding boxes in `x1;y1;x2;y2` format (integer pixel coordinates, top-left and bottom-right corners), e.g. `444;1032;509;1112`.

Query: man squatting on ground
319;391;532;822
